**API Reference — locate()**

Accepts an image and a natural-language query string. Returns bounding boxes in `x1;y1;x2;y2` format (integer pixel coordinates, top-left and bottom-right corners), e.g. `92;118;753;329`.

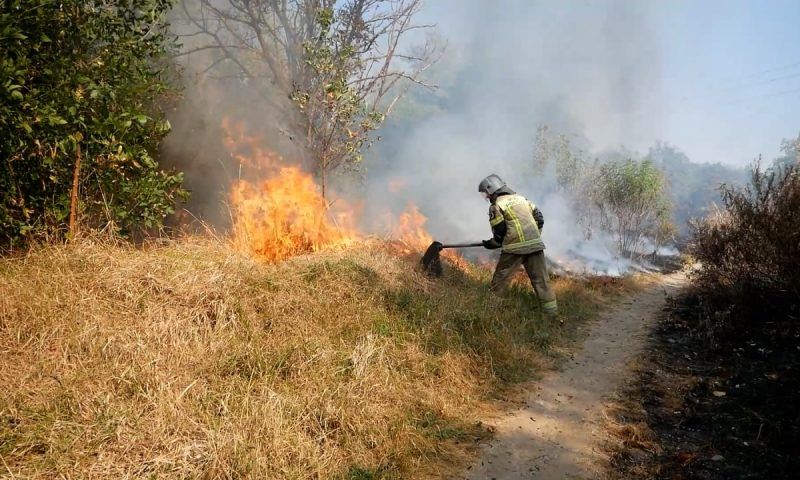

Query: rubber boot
545;310;563;325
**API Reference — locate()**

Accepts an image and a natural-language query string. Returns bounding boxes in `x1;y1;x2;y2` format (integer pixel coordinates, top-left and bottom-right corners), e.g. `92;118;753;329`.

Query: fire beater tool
420;241;483;277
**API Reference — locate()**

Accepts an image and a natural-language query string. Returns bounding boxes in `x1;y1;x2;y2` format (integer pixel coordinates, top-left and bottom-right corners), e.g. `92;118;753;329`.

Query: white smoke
163;1;674;274
363;0;668;274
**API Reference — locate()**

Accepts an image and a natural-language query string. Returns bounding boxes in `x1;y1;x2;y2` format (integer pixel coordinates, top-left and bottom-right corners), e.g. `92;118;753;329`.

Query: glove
482;239;501;250
533;207;544;231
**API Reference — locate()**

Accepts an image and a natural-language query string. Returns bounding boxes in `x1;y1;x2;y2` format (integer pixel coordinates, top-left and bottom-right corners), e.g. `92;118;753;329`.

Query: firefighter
478;174;559;320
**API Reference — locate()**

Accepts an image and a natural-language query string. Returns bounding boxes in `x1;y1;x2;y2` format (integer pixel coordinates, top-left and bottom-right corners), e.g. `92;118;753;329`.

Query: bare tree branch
175;0;441;196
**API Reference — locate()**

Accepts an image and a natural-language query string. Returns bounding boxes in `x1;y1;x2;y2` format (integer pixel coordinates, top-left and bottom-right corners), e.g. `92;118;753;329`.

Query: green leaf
48;115;67;125
0;0;182;242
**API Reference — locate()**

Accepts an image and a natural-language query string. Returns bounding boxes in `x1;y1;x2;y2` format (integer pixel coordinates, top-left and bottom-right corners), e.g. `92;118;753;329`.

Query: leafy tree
531;125;599;236
1;0;186;248
646;142;748;236
177;0;440;197
592;158;672;255
532;125;588;191
773;133;800;170
530;126;676;255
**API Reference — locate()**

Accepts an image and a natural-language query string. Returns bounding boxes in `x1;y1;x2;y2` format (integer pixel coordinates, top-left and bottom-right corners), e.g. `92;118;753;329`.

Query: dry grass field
0;238;635;478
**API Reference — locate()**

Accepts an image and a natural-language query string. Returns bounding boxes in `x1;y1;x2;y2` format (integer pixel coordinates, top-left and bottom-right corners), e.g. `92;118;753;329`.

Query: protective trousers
490;251;558;314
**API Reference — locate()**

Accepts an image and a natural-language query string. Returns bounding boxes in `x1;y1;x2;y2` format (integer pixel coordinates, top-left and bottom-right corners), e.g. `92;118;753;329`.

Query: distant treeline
645;143;749;238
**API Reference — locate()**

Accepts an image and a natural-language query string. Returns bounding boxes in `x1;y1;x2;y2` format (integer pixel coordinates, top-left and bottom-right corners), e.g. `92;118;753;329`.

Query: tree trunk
321;164;327;201
69;143;82;238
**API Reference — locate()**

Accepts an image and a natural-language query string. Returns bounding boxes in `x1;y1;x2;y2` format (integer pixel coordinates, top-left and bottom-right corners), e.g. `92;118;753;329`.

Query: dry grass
0;237;636;478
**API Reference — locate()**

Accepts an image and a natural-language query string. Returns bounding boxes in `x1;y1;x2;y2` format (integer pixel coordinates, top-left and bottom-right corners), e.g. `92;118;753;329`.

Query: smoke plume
365;0;664;273
163;1;666;273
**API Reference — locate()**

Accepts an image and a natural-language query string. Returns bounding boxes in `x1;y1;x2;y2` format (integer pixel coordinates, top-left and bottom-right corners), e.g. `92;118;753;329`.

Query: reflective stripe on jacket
488;194;546;254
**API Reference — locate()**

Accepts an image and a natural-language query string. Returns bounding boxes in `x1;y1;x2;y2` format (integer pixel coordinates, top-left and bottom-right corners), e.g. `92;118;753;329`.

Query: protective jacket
487;191;545;254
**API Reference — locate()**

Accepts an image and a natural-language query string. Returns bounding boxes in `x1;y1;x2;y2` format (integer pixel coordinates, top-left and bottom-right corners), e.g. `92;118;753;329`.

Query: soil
604;292;800;479
462;272;687;479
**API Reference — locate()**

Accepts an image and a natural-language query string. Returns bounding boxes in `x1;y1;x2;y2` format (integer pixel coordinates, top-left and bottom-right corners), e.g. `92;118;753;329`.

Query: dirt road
464;272;686;480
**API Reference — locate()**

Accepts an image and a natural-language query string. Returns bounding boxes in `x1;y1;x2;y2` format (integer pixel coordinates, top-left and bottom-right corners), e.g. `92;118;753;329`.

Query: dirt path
464;272;686;480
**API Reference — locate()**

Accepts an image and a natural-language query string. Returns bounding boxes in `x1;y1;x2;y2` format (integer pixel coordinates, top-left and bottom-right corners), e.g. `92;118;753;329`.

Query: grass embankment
0;239;633;478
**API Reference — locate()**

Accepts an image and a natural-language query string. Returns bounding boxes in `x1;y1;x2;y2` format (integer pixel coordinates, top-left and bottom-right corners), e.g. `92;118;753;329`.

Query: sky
413;0;800;167
653;0;800;165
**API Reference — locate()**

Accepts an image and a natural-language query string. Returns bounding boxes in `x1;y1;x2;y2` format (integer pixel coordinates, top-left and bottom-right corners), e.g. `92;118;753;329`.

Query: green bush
0;0;186;248
593;158;673;255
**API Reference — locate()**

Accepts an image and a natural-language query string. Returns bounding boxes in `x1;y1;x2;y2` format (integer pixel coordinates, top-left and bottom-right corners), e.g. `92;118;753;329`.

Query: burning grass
0;237;636;478
222;117;441;264
229;167;358;262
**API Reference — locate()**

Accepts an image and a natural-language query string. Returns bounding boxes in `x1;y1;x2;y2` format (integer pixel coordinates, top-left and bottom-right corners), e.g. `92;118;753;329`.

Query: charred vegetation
605;159;800;479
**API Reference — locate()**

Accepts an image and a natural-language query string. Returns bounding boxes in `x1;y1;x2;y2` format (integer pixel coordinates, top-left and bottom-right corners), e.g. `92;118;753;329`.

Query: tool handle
440;242;484;248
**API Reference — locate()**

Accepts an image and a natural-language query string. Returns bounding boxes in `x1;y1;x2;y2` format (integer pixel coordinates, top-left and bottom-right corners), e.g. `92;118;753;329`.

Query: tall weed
690;162;800;327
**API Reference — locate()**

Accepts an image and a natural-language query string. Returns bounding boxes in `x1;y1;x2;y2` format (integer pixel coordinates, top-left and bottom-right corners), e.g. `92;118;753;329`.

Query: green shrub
0;0;186;248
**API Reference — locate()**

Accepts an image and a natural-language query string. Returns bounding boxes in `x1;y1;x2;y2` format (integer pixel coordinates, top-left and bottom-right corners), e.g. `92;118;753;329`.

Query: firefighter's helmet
478;174;506;196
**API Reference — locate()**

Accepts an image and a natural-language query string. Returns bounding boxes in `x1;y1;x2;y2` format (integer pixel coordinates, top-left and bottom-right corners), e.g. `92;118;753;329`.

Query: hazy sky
653;0;800;165
416;0;800;166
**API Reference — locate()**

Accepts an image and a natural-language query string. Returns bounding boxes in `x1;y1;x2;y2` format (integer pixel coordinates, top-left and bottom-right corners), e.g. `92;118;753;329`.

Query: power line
699;60;800;96
719;82;800;106
738;71;800;89
764;85;800;98
741;60;800;79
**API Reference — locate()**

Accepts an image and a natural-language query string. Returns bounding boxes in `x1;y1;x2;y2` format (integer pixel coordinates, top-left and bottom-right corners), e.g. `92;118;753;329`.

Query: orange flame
389;202;433;251
230;167;356;262
221;118;281;171
223;118;436;262
387;178;408;193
